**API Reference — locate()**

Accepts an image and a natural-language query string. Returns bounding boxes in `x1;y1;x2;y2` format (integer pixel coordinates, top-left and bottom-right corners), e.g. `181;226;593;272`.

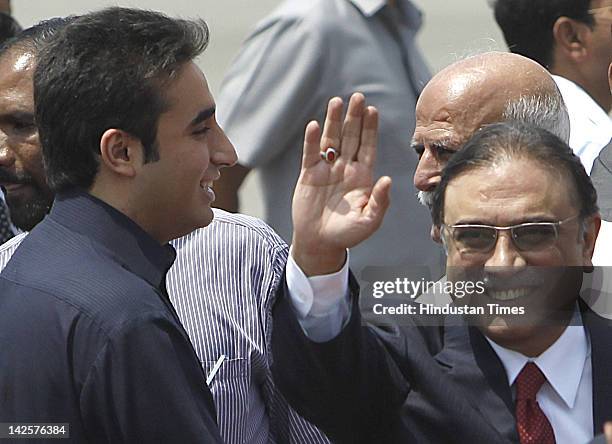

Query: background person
214;0;442;282
493;0;612;173
411;52;569;219
0;9;21;244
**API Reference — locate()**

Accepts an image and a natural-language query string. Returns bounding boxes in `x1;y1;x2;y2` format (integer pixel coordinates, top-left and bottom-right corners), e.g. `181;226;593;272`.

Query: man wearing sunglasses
271;121;611;443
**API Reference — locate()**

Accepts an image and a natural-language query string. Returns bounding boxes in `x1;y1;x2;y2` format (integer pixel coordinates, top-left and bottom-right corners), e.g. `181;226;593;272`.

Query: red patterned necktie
515;362;556;444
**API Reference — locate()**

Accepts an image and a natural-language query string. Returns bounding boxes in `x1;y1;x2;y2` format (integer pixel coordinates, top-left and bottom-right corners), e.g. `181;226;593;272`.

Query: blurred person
581;62;612;320
0;10;21;244
0;0;10;15
0;10;389;443
591;135;612;265
493;0;612;173
0;12;20;41
412;51;570;212
271;121;611;443
592;62;612;265
214;0;441;282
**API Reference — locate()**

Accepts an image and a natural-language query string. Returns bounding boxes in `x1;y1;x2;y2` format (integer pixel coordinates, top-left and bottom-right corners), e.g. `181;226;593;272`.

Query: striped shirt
0;209;329;444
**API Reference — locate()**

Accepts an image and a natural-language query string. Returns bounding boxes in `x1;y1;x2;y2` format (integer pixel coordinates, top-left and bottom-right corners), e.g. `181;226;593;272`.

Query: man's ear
552;17;590;64
99;129;142;178
582;214;601;271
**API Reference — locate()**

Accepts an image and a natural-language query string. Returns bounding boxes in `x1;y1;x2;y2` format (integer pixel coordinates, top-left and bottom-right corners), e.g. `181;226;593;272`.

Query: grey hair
503;89;570;143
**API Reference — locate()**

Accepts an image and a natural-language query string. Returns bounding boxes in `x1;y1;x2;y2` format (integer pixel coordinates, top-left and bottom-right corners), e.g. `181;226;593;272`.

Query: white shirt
552;75;612;174
286;247;351;342
581;221;612;320
593;220;612;266
487;317;593;444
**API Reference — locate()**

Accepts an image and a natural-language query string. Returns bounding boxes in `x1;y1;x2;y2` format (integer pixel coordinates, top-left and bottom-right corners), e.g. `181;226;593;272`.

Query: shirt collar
348;0;388;16
486;307;590;409
348;0;424;30
552;75;612;127
49;190;176;289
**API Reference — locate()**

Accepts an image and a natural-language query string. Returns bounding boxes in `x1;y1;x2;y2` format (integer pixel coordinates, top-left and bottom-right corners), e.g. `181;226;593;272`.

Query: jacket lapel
435;319;519;443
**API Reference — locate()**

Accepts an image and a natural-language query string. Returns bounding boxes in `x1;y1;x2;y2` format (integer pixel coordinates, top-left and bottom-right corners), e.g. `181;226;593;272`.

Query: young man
0;8;389;442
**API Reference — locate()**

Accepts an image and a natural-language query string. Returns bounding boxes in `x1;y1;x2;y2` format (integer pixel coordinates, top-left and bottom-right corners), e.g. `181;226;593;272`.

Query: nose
484;231;527;271
212;130;238;169
414;147;442;191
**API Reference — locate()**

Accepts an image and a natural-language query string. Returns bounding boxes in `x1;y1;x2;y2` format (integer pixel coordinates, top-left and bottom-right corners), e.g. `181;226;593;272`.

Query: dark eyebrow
189;106;216;127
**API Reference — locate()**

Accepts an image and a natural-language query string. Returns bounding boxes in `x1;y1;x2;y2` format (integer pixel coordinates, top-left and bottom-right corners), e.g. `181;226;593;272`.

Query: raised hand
291;93;392;276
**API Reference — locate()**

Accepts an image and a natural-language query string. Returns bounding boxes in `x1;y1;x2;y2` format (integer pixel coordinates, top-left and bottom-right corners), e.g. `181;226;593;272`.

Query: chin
201;206;215;227
482;323;537;349
189;207;215;231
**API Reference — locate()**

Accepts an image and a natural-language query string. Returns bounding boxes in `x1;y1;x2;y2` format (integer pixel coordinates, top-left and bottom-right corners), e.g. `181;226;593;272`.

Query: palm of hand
292;93;391;264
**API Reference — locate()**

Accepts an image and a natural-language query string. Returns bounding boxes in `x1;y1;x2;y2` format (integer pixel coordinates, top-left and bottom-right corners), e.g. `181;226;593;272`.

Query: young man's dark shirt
0;190;222;443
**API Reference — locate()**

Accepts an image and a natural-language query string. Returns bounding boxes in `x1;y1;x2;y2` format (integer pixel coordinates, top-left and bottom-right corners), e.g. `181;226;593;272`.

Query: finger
357;106;379;167
340;92;365;161
320;97;344;155
301;120;322;169
605;422;612;443
363;176;392;229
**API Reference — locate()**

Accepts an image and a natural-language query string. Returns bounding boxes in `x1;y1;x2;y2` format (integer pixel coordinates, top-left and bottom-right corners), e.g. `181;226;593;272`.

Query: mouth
200;181;215;201
487;287;529;301
0;182;31;195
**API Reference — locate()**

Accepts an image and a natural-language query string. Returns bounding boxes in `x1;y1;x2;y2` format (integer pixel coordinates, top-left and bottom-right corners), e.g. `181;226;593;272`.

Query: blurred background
9;0;506;218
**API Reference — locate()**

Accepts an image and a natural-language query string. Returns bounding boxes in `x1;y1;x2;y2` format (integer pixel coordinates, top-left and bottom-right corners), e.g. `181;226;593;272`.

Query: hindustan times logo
372;278;485;299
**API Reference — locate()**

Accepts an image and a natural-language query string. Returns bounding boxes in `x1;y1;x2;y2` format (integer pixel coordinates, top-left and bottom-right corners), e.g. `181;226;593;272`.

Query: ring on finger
320;147;338;163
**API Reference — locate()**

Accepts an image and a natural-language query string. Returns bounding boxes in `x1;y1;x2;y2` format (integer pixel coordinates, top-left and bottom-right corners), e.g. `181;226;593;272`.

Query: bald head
412;52;569;208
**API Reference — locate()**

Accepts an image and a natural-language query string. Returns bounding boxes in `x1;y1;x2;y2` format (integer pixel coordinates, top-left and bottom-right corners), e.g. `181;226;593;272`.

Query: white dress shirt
593;220;612;266
286;248;351;341
486;316;593;444
552;75;612;174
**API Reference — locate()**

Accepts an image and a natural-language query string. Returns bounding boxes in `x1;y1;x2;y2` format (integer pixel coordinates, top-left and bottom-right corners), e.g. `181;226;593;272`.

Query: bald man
412;52;570;211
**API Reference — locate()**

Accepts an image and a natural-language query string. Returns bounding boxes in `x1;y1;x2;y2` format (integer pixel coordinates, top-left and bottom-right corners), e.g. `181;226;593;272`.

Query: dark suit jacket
271;276;612;443
0;191;222;443
591;138;612;221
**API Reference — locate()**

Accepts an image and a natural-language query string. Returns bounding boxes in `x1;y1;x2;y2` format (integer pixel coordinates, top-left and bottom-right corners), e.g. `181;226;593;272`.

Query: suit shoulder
2;224;174;333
